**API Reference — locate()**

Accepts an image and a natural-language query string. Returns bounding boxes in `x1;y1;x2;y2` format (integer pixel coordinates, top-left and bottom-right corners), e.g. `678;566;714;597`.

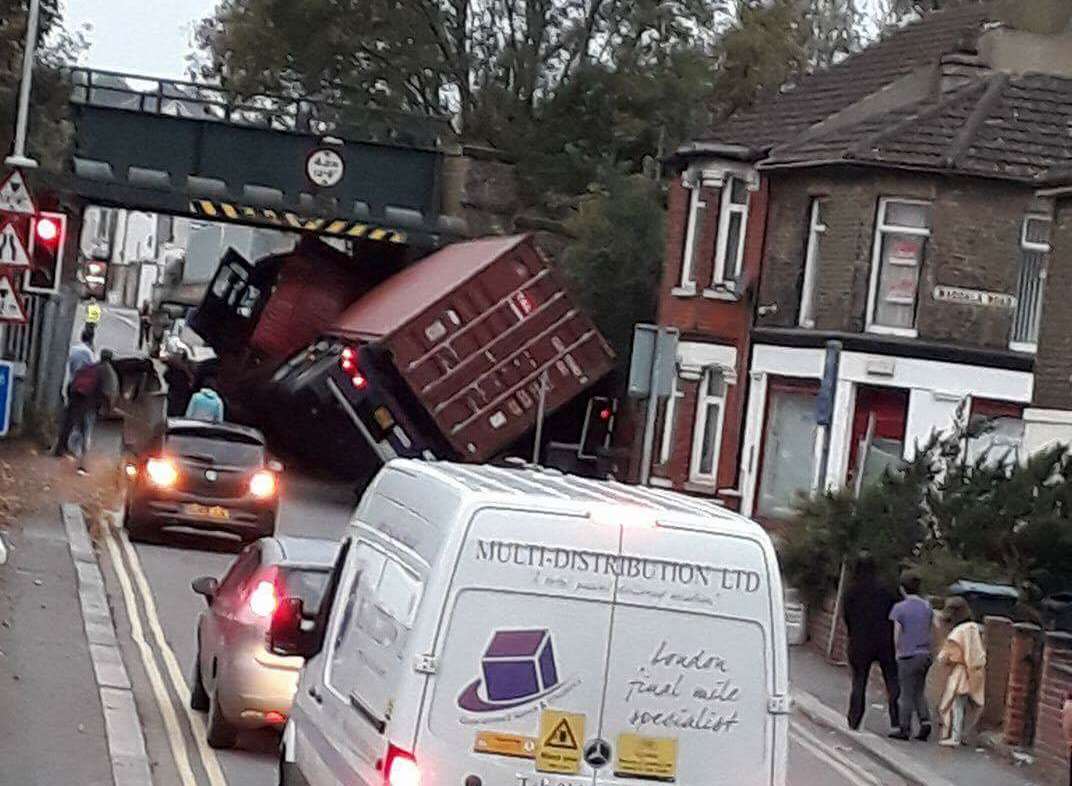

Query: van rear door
420;507;621;786
595;521;787;786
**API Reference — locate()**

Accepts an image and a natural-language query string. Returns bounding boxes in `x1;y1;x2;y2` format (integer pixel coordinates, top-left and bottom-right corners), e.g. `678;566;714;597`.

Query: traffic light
579;396;616;459
26;211;67;295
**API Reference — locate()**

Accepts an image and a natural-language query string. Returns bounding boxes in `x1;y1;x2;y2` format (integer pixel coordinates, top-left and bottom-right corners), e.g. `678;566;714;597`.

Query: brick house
645;1;1072;525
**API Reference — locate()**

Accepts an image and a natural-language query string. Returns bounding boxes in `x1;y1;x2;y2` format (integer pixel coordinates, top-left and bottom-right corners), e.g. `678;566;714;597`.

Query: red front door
847;385;909;486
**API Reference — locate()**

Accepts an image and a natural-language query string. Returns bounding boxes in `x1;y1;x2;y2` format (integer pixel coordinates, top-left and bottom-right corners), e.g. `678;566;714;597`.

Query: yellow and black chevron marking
188;199;408;244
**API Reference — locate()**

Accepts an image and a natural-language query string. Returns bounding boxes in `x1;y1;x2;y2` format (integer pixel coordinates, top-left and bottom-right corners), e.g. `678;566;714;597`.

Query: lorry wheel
190;648;209;711
206;689;238;749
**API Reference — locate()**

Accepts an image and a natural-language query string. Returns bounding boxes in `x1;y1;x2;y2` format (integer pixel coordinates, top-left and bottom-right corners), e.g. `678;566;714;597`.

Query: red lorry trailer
318;234;615;465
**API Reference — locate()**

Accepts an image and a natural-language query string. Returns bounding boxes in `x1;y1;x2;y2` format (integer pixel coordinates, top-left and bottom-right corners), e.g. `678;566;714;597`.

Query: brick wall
1033;632;1072;776
1003;623;1044;747
806;592;848;665
983;616;1014;730
756;167;1036;349
1034;196;1072;409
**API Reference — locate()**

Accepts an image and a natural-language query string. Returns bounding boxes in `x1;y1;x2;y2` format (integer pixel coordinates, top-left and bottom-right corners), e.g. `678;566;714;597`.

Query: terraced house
644;0;1072;526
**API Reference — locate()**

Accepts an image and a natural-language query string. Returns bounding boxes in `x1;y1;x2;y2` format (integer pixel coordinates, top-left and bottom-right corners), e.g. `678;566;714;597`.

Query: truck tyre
206;688;238;749
190;648;209;711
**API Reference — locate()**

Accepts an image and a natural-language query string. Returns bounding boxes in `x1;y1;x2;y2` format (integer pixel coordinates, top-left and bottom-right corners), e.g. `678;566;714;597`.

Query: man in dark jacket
843;551;901;731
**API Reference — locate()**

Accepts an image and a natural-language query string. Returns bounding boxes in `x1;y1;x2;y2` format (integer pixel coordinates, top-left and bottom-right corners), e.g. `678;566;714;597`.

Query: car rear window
281;568;330;615
166;433;264;466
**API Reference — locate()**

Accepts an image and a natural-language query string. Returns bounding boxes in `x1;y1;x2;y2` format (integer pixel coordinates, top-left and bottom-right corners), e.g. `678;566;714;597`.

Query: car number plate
185;503;230;520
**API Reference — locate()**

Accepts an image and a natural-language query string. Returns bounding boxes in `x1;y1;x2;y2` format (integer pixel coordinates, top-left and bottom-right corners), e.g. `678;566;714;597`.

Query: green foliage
562;174;664;363
782;403;1072;606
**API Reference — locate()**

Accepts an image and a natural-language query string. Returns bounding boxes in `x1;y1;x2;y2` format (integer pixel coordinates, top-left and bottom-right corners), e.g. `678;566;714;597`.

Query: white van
272;460;790;786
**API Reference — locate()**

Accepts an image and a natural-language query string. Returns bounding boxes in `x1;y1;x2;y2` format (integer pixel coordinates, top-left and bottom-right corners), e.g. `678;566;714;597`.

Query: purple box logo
458;629;561;712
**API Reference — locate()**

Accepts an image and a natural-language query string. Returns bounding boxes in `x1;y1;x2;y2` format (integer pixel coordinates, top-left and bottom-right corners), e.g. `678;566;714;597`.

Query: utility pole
7;0;42;169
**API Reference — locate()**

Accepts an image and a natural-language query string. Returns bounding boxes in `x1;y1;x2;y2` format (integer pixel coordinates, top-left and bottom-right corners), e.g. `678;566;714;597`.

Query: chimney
939;45;992;95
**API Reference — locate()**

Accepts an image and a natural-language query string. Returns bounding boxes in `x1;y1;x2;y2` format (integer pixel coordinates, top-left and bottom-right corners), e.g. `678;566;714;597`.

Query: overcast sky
63;0;218;79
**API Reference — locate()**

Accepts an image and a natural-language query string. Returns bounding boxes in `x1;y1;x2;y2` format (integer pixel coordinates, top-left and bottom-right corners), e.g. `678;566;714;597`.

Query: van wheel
206;689;238;749
190;649;209;711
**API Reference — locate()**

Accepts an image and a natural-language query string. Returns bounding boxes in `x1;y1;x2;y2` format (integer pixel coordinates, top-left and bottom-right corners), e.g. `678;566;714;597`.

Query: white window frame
799;198;825;328
689;367;727;484
658;375;683;465
712;176;749;289
675;185;704;294
1009;214;1052;354
865;197;932;338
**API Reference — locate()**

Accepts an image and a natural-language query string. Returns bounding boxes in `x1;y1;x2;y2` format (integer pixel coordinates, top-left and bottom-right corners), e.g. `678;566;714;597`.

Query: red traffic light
35;216;59;244
599;407;612;421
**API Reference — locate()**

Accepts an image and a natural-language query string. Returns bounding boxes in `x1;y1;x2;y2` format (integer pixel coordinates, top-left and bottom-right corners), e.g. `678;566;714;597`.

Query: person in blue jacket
185;377;225;423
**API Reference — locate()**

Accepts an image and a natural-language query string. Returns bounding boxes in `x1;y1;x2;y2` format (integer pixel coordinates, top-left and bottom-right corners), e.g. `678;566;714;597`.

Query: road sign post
6;0;41;169
629;324;679;485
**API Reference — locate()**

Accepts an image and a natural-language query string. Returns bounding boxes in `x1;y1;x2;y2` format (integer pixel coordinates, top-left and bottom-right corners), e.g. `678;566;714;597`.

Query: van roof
384;458;765;535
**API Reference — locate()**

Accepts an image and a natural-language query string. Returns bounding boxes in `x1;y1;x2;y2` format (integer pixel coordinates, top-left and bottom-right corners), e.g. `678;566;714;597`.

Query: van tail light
339;345;368;391
384;744;420;786
248;579;279;618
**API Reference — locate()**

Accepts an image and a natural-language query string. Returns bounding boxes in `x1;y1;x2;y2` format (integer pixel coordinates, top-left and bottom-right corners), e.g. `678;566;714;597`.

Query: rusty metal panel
380;237;615;461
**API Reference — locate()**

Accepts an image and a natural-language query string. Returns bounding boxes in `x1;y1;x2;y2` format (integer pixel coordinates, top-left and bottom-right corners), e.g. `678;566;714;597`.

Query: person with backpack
185;377;225;423
68;350;119;475
53;327;96;459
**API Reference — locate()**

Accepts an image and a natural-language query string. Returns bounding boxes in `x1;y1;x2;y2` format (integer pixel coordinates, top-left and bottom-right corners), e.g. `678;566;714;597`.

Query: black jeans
896;653;932;734
848;647;900;730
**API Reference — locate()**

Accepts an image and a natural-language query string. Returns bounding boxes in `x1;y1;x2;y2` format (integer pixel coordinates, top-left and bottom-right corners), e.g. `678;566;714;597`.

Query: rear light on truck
146;457;179;488
351;373;368;390
248;579;279;618
339;346;369;391
249;470;278;499
384;745;420;786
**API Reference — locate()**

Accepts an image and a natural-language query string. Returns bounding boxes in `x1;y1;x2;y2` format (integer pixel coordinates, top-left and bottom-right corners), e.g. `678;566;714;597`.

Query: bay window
712;177;749;289
866;198;932;335
799;199;825;328
689;368;727;483
1010;215;1051;352
657;375;682;465
677;183;707;292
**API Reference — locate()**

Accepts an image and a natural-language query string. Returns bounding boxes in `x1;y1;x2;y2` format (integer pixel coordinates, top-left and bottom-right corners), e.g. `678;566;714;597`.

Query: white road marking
113;520;230;786
791;719;881;786
102;522;200;786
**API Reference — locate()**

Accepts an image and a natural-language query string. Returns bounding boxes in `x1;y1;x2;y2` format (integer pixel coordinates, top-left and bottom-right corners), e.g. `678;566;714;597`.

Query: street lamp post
6;0;42;169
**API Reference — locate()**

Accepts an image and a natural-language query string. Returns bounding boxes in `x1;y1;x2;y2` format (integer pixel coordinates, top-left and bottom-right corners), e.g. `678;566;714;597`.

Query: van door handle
308;686;323;704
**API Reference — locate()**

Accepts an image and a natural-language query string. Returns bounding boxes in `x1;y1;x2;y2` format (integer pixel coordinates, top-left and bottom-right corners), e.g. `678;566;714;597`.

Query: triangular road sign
0;223;30;267
0;170;35;215
0;272;27;324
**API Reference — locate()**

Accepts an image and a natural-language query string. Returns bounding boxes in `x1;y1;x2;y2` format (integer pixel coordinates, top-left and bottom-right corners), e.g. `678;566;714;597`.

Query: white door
595;523;787;786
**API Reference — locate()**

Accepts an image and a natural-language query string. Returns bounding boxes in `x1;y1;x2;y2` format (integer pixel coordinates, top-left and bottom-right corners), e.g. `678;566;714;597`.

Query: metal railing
66;67;453;151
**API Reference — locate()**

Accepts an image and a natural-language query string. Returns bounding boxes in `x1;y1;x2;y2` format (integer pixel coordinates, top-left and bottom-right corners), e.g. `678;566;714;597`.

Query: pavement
790;645;1047;786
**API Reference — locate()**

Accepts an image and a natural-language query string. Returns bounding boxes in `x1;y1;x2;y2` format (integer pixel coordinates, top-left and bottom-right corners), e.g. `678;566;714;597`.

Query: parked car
269;459;789;786
190;536;338;748
121;418;281;545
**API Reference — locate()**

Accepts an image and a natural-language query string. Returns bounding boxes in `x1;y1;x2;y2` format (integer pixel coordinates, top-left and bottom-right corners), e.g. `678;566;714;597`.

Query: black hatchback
122;418;281;544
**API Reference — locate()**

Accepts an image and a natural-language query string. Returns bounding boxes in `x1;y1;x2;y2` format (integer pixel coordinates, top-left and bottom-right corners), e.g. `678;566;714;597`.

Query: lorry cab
274;460;789;786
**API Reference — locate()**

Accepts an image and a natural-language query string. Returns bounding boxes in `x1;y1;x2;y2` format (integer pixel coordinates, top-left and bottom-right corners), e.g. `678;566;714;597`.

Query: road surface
99;468;908;786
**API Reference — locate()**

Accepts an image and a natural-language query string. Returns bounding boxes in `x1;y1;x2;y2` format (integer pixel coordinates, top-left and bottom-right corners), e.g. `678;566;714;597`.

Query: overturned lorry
188;234;617;480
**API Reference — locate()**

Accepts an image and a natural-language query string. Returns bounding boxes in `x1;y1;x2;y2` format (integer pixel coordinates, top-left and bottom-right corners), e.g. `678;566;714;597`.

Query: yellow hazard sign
536;709;584;774
473;731;536;759
615;734;678;781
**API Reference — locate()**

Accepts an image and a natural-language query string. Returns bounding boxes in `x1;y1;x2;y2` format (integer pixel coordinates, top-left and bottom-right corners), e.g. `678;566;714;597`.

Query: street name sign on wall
933;285;1016;309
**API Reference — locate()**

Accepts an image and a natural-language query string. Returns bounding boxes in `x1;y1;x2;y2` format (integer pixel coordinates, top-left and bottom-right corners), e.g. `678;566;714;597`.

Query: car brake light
384;745;419;786
249;470;277;499
146;457;178;488
249;580;279;618
351;373;368;390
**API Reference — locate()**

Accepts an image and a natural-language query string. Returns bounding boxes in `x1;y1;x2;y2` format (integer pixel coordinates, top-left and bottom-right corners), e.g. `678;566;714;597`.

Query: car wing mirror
269;597;315;658
191;576;219;605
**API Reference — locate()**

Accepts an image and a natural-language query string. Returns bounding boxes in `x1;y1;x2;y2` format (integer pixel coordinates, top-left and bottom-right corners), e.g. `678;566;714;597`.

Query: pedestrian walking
67;349;119;475
86;297;102;326
936;596;986;747
185;377;225;423
889;571;934;741
164;352;195;416
843;551;901;732
138;300;152;349
53;327;96;458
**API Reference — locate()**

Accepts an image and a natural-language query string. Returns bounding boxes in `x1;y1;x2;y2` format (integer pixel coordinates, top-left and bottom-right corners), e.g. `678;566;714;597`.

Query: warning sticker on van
615;733;678;781
473;731;537;759
536;710;584;774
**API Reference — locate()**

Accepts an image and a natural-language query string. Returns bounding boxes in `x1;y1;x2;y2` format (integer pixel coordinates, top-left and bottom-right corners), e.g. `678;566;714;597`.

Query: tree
0;0;81;167
562;173;664;363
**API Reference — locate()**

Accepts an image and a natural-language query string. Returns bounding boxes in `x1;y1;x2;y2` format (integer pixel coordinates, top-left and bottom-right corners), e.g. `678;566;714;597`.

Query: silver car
190;536;337;748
